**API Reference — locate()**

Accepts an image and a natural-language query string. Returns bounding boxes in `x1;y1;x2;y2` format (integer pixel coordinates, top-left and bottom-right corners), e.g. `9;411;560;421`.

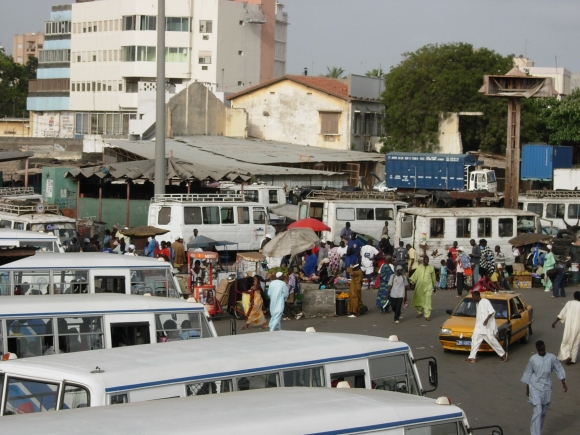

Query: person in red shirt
158;241;171;261
449;241;458;262
470;269;494;293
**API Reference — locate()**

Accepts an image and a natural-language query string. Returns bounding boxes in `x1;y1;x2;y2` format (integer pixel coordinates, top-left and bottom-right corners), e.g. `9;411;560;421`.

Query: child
439;259;448;290
446;252;456;290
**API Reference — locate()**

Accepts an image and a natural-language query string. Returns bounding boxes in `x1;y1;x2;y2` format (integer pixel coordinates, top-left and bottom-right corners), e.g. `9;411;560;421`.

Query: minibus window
21;241;54;252
356;208;374;220
131;269;175;297
430;219;444;238
184;207;202;225
110;394;128;405
498;218;513;237
14;270;51;295
61;383;90;410
369;355;419;395
186;382;216;396
376;208;394;221
14;222;25;230
244;191;259;202
57;316;103;353
7;318;53;358
203;207;220;225
155;312;202;341
546;204;565;219
110;322;150;347
568;204;580;219
237;373;279;391
400;216;413;239
477;218;491;237
283;366;325;387
54;270;89;294
158;207;171;225
253;209;266;224
330;370;365;389
527;203;543;216
237;207;250;224
298;204;308;219
220;207;234;224
405;421;461;435
309;203;323;219
336;208;355;221
268;190;279;204
456;218;471;238
5;377;59;415
0;272;10;296
0;322;3;356
0;220;12;229
94;276;126;294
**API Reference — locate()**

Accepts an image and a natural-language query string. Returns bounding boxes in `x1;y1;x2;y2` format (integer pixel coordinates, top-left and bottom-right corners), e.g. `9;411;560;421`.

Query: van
148;194;276;250
0;228;65;253
298;190;408;243
219;183;287;222
518;190;580;236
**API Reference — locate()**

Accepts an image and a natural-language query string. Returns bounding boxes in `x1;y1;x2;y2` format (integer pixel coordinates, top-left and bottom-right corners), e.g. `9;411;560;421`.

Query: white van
0;253;181;297
148;194;276;250
0;228;65;253
0;294;216;359
0;388;502;435
298;191;408;243
219;183;287;222
396;207;540;267
518;190;580;236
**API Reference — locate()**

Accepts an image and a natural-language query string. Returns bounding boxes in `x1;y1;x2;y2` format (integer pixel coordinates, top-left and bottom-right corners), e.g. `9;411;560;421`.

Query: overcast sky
1;0;579;74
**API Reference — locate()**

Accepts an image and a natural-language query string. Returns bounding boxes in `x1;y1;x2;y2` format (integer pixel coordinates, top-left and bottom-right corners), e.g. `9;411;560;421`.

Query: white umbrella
262;228;320;257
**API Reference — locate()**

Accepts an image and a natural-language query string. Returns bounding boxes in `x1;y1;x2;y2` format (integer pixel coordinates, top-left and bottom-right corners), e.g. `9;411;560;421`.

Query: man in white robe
267;272;289;332
521;340;567;435
464;291;508;363
552;291;580;365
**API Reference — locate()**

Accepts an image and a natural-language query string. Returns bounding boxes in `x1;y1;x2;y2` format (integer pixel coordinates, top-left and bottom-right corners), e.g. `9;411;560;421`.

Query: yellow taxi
439;291;533;353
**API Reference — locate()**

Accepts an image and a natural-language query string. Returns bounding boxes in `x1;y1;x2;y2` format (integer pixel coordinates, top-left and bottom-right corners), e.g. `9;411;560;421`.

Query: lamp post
154;0;166;196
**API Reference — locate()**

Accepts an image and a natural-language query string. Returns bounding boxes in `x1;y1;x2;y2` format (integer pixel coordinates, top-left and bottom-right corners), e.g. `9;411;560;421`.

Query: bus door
104;314;152;348
89;270;129;294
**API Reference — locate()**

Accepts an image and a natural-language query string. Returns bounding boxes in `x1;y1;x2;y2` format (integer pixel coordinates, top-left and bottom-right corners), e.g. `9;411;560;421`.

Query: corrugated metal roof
0;151;33;162
106;139;345;179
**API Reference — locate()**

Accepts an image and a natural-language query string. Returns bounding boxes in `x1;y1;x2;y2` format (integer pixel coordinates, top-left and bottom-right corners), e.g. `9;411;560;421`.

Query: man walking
360;239;378;288
521;340;567;435
173;236;186;272
406;244;418;277
388;265;409;324
409;256;436;321
551;291;580;365
340;222;353;242
346;264;364;318
469;239;481;282
393;241;408;272
543;245;556;293
479;239;495;276
268;272;289;332
464;290;508;363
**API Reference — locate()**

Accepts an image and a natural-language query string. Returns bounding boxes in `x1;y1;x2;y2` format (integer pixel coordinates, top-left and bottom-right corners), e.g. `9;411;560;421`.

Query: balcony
28;78;70;93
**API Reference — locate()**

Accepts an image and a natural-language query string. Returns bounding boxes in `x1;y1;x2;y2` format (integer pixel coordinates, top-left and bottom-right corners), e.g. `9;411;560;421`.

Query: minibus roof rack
526;190;580;199
305;190;399;200
0;202;59;216
151;193;246;203
0;187;36;197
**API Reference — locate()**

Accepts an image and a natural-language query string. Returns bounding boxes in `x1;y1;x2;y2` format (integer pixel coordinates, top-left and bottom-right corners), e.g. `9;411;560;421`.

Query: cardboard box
512;263;526;272
513;276;532;289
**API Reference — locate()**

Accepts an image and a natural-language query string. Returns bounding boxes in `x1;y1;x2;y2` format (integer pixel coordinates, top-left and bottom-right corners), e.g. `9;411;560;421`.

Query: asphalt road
214;284;580;435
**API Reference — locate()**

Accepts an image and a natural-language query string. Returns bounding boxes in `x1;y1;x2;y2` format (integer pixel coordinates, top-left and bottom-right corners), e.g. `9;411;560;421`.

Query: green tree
380;42;539;154
365;68;385;78
323;66;346;79
0;48;36;118
536;89;580;146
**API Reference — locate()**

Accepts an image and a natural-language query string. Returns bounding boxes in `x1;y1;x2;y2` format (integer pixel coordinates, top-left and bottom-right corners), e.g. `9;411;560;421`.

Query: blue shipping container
385;153;478;190
521;144;573;181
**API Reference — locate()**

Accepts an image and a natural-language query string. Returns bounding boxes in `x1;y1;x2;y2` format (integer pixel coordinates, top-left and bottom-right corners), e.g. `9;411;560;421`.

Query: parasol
262;228;320;257
508;233;551;246
119;226;169;238
287;218;331;232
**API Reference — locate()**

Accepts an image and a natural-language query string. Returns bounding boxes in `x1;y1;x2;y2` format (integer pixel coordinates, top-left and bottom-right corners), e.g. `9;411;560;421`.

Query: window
268;190;279;204
376;208;394;221
202;207;220;225
238;50;243;56
110;394;128;405
377;114;385;135
406;422;465;435
253;209;266;224
221;207;234;224
186;380;232;396
7;318;53;358
198;50;212;64
53;270;89;294
123;15;137;31
369;355;419;395
456;218;471;238
527;203;543;217
356;208;374;220
5;378;59;414
140;15;156;31
237;373;279;391
137;46;156;62
364;112;375;135
14;271;51;295
165;47;190;63
62;383;90;410
320;112;339;135
94;276;126;294
184;207;202;225
0;220;11;228
56;316;103;353
122;46;136;62
199;20;213;33
336;208;355;221
237;207;250;224
158;207;171;225
353;112;362;135
330;370;365;389
110;322;150;347
126;79;138;93
130;269;179;298
478;218;491;237
243;190;259;202
166;17;190;32
430;218;445;238
283;367;325;387
568;204;580;219
498;218;513;237
546;204;565;219
156;312;207;341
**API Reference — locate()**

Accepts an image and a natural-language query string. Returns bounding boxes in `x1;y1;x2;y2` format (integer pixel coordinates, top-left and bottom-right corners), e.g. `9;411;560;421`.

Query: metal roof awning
0;151;34;162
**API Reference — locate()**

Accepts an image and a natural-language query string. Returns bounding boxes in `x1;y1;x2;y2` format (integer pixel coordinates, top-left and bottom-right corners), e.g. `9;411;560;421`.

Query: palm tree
365;68;385;78
323;66;346;79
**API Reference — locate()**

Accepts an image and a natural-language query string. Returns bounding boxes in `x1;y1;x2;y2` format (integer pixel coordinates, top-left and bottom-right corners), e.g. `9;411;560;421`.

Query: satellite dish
54;144;65;151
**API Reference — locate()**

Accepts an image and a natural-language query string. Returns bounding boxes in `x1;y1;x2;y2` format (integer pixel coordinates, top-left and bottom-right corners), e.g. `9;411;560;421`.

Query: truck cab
468;170;497;192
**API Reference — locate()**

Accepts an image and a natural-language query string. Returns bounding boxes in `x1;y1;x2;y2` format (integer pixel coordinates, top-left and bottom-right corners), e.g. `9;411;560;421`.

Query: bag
464;267;473;276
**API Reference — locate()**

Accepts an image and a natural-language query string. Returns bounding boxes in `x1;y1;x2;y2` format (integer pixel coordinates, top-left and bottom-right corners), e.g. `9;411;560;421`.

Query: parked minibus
396;207;540;267
0;388;503;434
0;294;216;360
0;331;438;415
0;229;64;253
0;253;182;297
518;190;580;236
298;190;408;243
219;183;288;222
148;193;276;250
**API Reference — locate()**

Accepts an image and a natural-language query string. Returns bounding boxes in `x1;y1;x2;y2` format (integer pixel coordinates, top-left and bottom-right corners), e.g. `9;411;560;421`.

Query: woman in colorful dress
328;245;341;277
241;275;268;330
376;256;394;313
446;252;456;290
439;259;448;290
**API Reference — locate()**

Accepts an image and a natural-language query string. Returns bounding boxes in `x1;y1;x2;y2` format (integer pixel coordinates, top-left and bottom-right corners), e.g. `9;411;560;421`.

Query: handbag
464;267;473;276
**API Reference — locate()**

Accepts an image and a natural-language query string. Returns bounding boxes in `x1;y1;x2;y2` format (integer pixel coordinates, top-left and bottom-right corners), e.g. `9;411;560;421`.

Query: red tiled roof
227;74;350;101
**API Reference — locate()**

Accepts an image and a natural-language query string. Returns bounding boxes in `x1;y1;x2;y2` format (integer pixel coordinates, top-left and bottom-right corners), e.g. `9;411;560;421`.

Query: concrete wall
167;81;246;137
0;119;32;138
437;113;462;154
301;286;336;316
79;197;150;227
230;80;351;150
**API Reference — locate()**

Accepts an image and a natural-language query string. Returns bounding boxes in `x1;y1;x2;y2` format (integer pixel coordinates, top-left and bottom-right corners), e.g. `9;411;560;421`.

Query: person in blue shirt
345;233;361;278
302;250;317;277
146;236;159;258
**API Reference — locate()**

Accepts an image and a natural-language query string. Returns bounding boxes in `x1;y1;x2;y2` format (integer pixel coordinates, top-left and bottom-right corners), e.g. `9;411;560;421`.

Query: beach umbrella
262;228;320;257
119;226;169;238
508;233;551;246
287;218;331;232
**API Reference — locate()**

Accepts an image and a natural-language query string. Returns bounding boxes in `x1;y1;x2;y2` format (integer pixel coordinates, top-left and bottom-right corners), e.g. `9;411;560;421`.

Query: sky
1;0;579;75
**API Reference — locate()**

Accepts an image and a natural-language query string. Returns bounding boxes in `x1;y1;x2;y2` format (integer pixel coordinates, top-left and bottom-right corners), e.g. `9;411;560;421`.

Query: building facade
12;32;45;65
28;0;287;139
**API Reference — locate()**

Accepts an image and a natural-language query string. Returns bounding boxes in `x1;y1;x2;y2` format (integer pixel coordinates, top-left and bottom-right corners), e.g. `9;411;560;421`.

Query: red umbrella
288;218;330;232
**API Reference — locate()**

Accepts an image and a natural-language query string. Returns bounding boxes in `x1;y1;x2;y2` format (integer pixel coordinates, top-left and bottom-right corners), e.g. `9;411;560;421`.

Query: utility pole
154;0;166;196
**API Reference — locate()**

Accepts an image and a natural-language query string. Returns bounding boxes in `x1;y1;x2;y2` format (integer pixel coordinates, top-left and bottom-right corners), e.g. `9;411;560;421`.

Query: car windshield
453;298;509;319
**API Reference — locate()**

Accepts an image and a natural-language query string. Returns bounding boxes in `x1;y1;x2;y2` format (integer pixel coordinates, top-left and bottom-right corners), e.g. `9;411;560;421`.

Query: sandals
501;353;508;362
464;358;476;363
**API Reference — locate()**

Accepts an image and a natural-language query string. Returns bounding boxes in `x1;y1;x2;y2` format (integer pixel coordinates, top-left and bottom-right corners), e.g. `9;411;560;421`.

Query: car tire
520;326;531;344
503;332;511;353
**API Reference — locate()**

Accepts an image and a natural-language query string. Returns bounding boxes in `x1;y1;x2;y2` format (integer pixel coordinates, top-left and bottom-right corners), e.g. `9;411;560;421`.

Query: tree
380;42;540;154
365;68;385;78
536;89;580;146
323;67;346;79
0;48;36;118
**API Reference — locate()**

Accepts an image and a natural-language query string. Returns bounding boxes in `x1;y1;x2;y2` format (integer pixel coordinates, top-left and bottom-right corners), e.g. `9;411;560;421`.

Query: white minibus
0;253;182;297
298;191;408;244
0;228;64;253
0;388;503;434
518;190;580;236
148;194;276;250
396;207;540;268
0;331;438;415
0;294;216;360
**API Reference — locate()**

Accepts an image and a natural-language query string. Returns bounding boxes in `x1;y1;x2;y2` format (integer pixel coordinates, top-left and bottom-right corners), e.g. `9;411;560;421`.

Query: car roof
465;291;524;301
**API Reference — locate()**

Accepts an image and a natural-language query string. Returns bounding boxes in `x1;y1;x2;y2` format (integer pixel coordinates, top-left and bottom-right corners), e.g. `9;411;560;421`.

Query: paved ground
214;284;580;434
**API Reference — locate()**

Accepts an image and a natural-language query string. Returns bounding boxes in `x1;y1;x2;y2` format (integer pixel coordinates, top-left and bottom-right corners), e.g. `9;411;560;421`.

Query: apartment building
12;32;45;65
27;0;288;139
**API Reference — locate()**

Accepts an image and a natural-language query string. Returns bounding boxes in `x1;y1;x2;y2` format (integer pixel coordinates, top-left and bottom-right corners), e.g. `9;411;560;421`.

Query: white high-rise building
28;0;288;138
